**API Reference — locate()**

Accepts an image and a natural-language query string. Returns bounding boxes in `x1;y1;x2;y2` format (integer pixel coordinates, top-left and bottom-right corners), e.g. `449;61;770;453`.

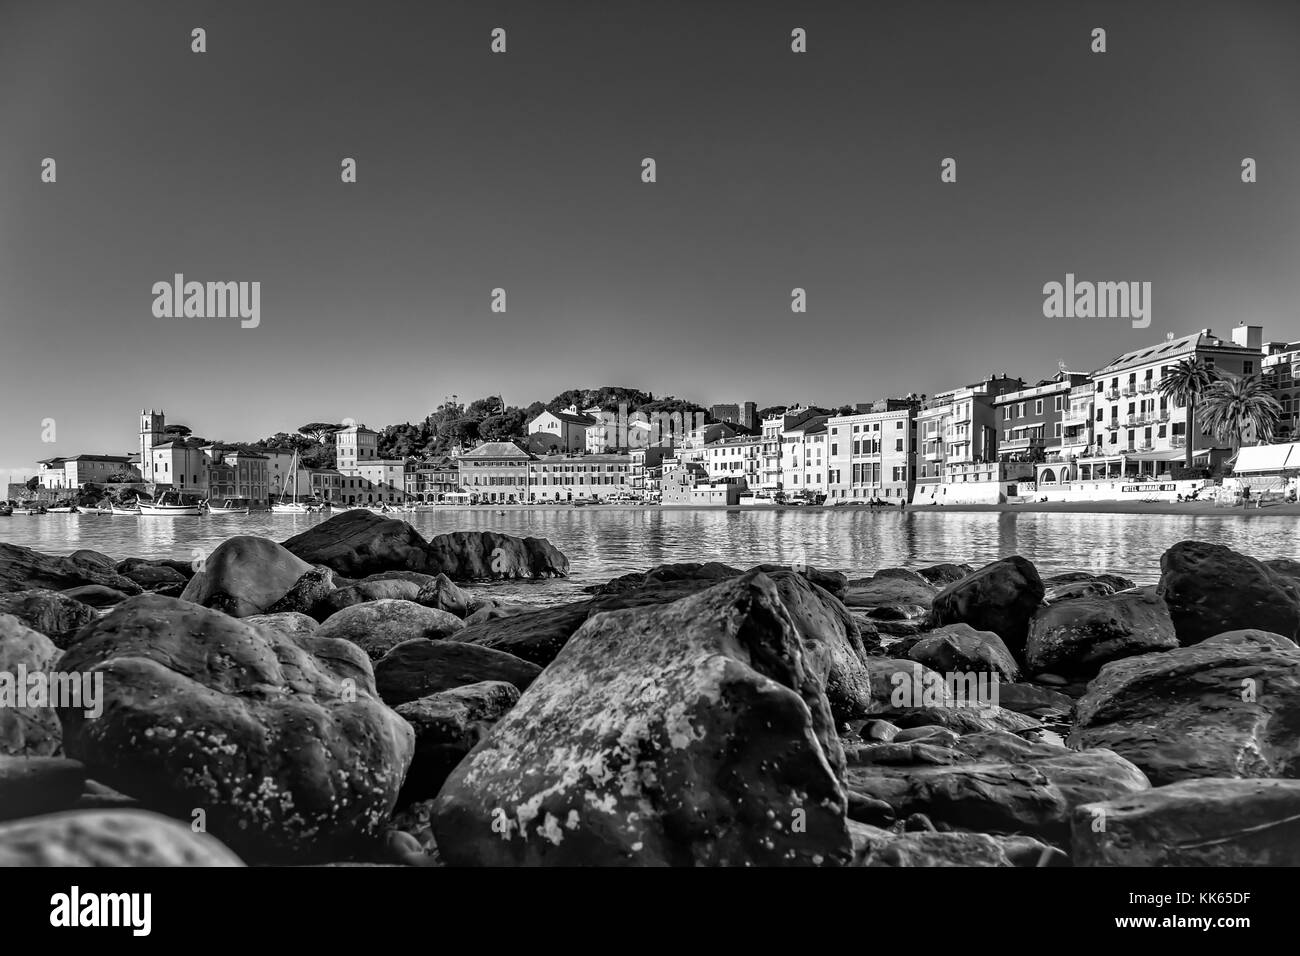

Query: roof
63;454;133;463
459;441;535;461
334;424;379;435
534;410;597;427
1093;331;1261;377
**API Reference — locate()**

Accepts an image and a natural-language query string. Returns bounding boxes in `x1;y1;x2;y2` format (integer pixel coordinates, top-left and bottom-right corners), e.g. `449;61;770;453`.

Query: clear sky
2;0;1298;486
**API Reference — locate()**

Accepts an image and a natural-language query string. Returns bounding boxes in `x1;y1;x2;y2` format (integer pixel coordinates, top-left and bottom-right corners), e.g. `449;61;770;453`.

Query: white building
781;416;830;498
528;406;596;453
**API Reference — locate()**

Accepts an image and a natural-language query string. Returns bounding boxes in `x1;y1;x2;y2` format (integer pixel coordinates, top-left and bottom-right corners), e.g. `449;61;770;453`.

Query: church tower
140;409;165;482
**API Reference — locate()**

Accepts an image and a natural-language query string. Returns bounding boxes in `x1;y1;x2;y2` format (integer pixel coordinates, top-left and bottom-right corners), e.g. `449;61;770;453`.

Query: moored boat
110;503;141;515
138;491;203;517
207;497;251;515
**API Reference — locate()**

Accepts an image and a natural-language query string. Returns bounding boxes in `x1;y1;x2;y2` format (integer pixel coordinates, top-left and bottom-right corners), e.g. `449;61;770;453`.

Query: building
37;455;138;490
1037;381;1097;489
994;372;1091;466
1075;327;1265;482
204;446;270;502
457;441;534;503
696;435;763;489
139;410;166;483
630;445;673;497
827;399;921;503
528;453;632;501
710;402;758;431
660;463;746;506
335;424;380;471
528;405;596;453
149;440;211;497
912;374;1025;505
405;456;460;502
759;407;821;491
1262;337;1300;443
780;416;830;499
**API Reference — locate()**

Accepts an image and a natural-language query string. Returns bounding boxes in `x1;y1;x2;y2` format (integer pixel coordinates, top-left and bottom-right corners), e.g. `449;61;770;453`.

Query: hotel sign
1121;483;1177;493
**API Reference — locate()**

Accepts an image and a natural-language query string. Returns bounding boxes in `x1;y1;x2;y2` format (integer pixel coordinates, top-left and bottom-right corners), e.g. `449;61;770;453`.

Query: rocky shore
1;509;1298;866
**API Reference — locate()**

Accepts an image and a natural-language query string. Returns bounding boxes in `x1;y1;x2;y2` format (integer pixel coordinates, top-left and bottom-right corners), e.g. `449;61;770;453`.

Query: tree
1201;374;1281;452
299;422;342;444
25;476;39;492
1157;358;1220;468
163;424;192;439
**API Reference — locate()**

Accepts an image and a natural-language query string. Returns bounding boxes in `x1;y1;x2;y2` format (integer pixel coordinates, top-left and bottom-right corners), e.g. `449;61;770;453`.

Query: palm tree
1200;374;1281;452
1157;357;1220;468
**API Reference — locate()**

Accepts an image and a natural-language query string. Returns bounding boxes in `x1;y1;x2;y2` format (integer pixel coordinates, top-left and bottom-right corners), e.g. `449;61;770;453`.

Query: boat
12;500;46;515
110;502;141;515
46;506;78;513
207;497;251;515
271;450;313;513
138;491;203;517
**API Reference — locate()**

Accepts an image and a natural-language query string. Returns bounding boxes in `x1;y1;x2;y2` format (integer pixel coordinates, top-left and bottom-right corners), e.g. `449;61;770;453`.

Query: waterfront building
827;398;921;503
993;371;1091;469
911;374;1025;505
528;405;596;453
334;424;380;471
630;446;673;496
36;454;138;490
660;463;746;506
781;416;830;499
405;456;460;502
760;407;821;491
1036;381;1097;488
457;441;534;503
149;439;211;497
1262;338;1300;443
697;435;763;489
528;453;632;501
204;446;270;502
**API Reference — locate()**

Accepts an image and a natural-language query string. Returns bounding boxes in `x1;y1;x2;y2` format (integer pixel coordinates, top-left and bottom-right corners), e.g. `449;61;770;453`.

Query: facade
205;447;270;502
37;455;138;490
660;463;746;506
912;375;1025;505
149;440;211;496
759;407;821;491
528;453;632;501
528;406;596;453
710;402;758;431
697;435;763;489
139;410;165;483
457;441;534;503
781;416;830;499
630;446;673;496
994;372;1091;466
405;456;460;502
335;424;380;471
1262;338;1300;443
826;399;920;503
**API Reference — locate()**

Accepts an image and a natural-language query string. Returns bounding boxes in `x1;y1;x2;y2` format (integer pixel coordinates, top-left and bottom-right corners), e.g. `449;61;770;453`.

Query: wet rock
425;531;569;581
431;573;851;867
1158;541;1300;644
56;594;414;862
749;563;848;600
587;562;741;594
0;615;63;756
930;556;1045;656
394;680;520;801
1074;778;1300;866
179;535;315;617
242;611;319;640
917;563;974;586
854;829;1015;867
374;638;542;706
283;509;432;577
1025;587;1178;677
0;809;245;866
0;755;86;821
57;585;131;608
0;590;98;647
907;623;1020;681
1070;629;1300;785
264;566;338;618
316;599;465;661
995;682;1075;719
0;542;142;596
844;570;939;612
447;600;594;667
114;558;188;591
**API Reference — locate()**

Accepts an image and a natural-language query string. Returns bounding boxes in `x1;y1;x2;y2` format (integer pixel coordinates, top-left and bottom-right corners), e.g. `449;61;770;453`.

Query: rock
1073;778;1300;866
56;594;414;862
283;509;433;577
447;600;594;667
1035;672;1068;686
316;600;465;661
0;542;142;596
995;682;1075;719
68;549;116;570
0;809;245;866
179;536;315;617
57;585;130;608
116;557;196;580
0;589;98;647
845;791;897;826
414;574;476;617
424;530;569;580
855;829;1015;867
892;725;961;747
1025;587;1178;677
0;615;63;756
917;563;973;586
1158;541;1300;644
847;731;1148;840
374;638;542;706
587;562;742;594
114;558;188;591
749;563;848;599
242;611;319;640
264;566;338;618
75;780;139;812
0;755;86;821
862;719;899;742
431;573;852;866
844;571;939;611
1044;580;1116;604
907;623;1021;681
1070;629;1300;785
319;577;423;617
380;828;438;866
930;555;1045;655
394;681;520;801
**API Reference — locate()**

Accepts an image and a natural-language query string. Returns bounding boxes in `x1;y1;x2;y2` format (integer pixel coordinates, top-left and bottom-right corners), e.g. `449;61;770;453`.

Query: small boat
110;503;140;515
207;497;251;515
270;450;313;513
12;500;46;515
46;505;78;513
138;491;203;517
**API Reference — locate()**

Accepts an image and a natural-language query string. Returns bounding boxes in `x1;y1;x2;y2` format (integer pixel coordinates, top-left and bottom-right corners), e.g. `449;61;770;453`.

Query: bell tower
140;409;165;482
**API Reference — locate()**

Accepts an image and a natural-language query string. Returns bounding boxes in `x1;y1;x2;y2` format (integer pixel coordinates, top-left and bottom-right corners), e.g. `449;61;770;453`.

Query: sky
2;0;1298;485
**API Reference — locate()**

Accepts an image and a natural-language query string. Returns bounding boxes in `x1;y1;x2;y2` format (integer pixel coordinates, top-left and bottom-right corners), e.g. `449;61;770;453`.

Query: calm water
4;508;1299;607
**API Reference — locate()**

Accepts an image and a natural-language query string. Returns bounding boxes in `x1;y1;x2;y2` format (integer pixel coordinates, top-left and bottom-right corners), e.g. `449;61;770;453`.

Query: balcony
1104;420;1120;431
1104;388;1121;401
1000;436;1045;451
1139;381;1155;394
1070;384;1094;398
1137;441;1154;451
1172;436;1187;448
1121;386;1138;398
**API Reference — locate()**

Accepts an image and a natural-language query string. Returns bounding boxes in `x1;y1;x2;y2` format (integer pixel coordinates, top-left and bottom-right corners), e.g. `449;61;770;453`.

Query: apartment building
457;441;534;503
36;454;138;490
697;435;763;489
760;407;821;491
529;453;632;501
781;415;830;499
911;375;1024;504
994;372;1091;464
1262;339;1300;443
405;456;460;502
826;399;920;503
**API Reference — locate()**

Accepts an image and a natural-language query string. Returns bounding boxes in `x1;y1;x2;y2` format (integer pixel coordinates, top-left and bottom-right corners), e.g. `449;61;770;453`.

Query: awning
1233;442;1300;474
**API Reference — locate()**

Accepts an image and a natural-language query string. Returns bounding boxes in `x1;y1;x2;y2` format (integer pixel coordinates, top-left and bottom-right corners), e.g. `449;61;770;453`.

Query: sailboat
271;451;312;514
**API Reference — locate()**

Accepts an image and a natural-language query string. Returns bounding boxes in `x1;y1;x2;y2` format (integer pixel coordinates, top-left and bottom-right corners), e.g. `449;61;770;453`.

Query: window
1054;395;1063;411
895;439;903;452
1244;361;1254;375
1035;399;1044;415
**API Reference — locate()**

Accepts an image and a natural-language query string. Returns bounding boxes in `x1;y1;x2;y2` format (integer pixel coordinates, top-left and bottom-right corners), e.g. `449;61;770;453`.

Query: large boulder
446;601;593;667
0;809;245;866
431;573;852;866
589;562;742;594
179;536;315;617
242;611;319;640
844;569;939;612
1157;541;1300;645
749;564;848;600
394;680;521;802
930;556;1045;656
0;615;63;756
916;563;974;587
424;531;569;580
114;558;189;591
0;755;86;821
282;509;431;577
1073;778;1300;866
316;599;465;661
0;589;98;647
1024;587;1178;677
374;639;541;706
907;623;1020;681
0;543;141;596
845;730;1148;840
263;566;338;618
55;594;414;862
1071;629;1300;785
